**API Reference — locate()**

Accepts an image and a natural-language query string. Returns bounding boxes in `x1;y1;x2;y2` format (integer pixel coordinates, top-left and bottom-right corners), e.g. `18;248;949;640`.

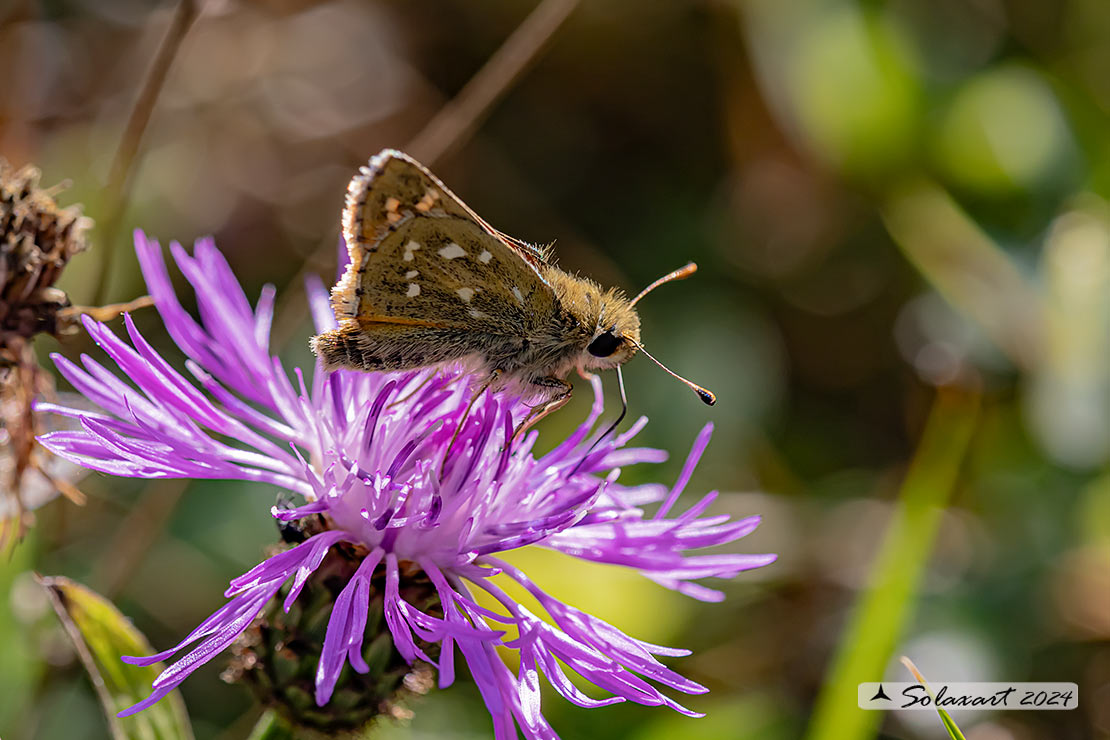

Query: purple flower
38;231;775;738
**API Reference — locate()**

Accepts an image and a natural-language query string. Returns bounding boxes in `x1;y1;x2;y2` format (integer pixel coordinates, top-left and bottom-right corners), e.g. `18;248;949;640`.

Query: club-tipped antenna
570;366;629;476
631;339;716;405
630;262;699;307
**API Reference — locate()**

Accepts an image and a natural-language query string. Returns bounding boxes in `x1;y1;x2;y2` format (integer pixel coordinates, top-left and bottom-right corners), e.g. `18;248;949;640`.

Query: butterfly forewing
319;150;560;374
342;150;494;252
351;216;548;332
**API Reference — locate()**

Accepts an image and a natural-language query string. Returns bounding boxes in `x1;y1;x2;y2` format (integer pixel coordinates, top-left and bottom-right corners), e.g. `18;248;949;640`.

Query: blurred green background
3;0;1110;738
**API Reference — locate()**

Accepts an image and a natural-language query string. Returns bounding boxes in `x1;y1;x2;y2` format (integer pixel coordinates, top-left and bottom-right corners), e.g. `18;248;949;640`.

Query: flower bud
225;542;439;734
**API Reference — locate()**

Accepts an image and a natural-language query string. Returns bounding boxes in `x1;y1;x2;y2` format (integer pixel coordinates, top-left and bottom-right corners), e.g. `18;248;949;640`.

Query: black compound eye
587;329;622;358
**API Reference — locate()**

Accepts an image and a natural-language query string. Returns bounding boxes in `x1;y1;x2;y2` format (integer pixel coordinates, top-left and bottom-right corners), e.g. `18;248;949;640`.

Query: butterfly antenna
570;366;629;476
629;262;699;307
631;339;716;405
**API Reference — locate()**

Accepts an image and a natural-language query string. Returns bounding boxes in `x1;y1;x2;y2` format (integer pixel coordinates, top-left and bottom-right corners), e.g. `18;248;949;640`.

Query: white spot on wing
405;270;418;279
469;309;487;319
406;283;420;297
512;286;524;303
479;250;493;264
438;243;466;260
456;287;475;303
403;241;421;262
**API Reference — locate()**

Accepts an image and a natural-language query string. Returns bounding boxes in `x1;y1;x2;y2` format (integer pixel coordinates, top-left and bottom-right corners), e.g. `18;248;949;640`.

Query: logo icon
870;684;892;702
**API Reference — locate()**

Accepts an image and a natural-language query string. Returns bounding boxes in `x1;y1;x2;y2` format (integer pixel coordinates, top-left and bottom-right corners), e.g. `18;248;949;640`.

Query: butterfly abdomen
311;323;381;371
313;320;503;374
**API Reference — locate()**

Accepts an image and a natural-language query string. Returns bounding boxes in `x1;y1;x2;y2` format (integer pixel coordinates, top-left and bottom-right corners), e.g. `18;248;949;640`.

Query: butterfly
311;149;714;436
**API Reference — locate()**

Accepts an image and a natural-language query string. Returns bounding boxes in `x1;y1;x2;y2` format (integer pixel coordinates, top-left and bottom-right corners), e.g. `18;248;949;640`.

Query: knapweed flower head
38;231;775;738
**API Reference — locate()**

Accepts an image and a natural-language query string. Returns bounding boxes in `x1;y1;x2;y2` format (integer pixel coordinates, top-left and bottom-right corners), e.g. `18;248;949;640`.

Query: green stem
93;0;199;306
805;389;980;740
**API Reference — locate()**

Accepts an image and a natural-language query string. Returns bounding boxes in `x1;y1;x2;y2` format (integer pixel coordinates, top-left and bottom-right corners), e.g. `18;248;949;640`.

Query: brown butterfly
311;149;714;434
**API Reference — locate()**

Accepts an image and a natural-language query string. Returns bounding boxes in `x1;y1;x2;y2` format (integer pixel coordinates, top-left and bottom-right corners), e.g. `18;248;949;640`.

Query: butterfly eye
587;329;622;358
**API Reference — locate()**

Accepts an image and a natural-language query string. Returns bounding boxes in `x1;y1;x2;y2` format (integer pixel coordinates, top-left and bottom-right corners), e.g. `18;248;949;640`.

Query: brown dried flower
0;161;92;362
1;161;92;545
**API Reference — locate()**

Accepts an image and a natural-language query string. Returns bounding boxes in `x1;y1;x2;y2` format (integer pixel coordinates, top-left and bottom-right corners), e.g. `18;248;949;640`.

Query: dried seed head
0;160;92;366
0;161;91;547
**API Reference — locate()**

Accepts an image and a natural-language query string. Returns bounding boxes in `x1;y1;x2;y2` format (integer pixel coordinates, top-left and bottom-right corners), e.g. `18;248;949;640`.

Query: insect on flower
37;232;776;738
311;149;716;438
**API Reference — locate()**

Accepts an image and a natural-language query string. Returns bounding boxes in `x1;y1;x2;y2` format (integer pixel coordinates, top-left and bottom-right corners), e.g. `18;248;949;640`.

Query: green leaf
38;574;194;740
245;709;298;740
804;390;980;740
937;709;969;740
901;657;968;740
882;179;1044;371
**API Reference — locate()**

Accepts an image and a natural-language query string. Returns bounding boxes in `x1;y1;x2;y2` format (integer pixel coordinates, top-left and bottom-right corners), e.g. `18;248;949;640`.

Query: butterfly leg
440;369;503;479
511;376;573;444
